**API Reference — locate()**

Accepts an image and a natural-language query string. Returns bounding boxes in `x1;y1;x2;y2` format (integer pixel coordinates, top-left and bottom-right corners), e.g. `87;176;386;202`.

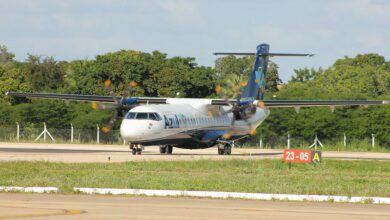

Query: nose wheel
130;144;143;155
217;143;232;155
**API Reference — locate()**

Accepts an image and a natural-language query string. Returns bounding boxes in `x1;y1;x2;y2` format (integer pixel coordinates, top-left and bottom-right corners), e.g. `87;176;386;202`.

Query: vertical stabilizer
214;44;313;101
242;44;269;100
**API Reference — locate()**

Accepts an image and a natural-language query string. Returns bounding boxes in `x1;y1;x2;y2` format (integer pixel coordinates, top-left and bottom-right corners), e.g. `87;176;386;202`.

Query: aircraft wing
211;99;389;107
261;100;389;107
5;92;167;104
6;92;389;107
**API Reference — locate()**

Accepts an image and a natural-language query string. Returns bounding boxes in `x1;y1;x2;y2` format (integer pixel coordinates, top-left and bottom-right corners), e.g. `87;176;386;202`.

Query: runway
0;193;389;220
1;142;389;162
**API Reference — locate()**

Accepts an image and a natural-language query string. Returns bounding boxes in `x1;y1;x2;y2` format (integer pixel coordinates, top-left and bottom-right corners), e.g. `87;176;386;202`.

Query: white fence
0;122;383;149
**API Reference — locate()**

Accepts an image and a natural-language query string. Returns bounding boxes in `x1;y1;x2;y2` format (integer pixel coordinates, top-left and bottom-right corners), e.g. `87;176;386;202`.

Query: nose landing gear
130;144;143;155
217;141;232;155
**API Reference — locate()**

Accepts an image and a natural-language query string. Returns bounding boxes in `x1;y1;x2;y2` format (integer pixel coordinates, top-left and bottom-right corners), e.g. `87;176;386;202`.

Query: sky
1;0;390;82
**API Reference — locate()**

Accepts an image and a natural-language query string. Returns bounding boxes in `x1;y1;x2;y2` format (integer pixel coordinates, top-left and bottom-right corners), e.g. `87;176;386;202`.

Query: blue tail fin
214;44;313;101
242;44;269;100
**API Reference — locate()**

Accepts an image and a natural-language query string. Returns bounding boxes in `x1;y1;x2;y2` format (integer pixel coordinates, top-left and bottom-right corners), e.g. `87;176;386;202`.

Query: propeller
214;82;258;139
91;79;138;133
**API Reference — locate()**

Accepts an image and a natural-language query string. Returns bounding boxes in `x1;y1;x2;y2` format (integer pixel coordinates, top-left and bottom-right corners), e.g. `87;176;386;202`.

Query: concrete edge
0;186;58;193
73;188;390;204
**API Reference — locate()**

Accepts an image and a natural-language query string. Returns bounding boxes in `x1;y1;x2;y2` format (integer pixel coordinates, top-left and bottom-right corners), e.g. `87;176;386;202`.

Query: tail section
214;43;313;101
242;44;269;100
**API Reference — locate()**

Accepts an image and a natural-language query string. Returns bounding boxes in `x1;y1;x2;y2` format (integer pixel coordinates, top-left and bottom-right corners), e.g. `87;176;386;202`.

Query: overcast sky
1;0;389;81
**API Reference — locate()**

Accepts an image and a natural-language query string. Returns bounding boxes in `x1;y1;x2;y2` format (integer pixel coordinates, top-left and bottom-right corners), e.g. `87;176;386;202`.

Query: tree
0;45;15;68
214;55;253;98
290;67;323;83
25;55;66;92
266;62;282;92
0;66;31;102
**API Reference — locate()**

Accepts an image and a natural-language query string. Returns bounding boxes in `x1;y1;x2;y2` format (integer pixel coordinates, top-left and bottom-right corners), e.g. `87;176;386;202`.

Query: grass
0;159;389;197
243;139;390;153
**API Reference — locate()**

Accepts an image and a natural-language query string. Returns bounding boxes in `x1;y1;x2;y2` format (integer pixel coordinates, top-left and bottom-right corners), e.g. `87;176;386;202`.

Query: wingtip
5;91;9;96
383;100;390;105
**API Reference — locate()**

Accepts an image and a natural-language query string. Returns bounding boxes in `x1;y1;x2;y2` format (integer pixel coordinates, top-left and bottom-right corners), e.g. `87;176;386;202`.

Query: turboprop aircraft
6;43;389;155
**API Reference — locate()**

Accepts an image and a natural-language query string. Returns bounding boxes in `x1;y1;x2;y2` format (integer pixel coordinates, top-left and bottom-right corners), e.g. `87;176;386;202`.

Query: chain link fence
0;124;385;151
0;125;123;144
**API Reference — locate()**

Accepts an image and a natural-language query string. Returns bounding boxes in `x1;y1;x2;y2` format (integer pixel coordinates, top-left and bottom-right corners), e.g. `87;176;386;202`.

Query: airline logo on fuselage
164;115;180;129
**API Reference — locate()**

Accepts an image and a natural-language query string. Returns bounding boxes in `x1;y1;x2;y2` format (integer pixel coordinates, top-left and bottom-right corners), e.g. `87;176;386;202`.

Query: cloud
161;0;198;19
1;0;390;82
328;0;390;23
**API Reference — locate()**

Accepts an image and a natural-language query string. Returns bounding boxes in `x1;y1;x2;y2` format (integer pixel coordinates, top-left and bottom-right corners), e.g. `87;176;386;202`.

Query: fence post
371;134;375;148
43;123;47;142
287;133;290;149
70;123;74;143
259;138;263;149
97;124;100;144
343;133;346;147
16;122;20;142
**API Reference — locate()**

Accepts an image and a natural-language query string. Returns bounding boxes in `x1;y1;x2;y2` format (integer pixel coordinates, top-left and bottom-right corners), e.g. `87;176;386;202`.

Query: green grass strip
0;160;389;197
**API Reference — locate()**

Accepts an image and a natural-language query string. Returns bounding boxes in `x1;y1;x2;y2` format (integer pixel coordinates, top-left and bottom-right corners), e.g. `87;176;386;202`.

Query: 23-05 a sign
283;149;322;163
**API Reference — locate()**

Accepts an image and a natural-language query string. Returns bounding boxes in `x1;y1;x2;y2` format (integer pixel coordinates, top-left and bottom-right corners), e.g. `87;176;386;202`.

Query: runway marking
74;187;390;204
0;186;58;193
0;205;85;219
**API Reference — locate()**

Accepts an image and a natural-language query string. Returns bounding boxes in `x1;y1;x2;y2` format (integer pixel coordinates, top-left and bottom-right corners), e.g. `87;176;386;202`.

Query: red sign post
283;149;312;163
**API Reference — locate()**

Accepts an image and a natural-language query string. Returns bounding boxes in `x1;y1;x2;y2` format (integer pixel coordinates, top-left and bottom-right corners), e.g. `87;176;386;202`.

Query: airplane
6;43;389;155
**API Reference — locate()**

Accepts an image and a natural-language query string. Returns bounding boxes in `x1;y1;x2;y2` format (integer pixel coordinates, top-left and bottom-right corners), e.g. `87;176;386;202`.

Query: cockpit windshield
126;112;162;121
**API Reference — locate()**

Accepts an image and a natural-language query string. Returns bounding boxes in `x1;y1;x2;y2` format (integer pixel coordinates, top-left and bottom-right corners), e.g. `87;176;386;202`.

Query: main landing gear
159;145;173;155
130;144;143;155
217;142;232;155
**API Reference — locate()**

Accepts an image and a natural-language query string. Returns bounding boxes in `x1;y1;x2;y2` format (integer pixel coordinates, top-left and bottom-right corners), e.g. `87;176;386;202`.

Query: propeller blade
102;111;118;133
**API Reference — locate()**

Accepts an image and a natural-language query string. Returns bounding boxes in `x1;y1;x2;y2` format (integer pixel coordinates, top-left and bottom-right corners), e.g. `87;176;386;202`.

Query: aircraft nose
120;119;142;141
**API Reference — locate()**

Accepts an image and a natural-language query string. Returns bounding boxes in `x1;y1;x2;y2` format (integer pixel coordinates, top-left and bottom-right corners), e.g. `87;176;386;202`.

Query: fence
0;124;123;144
240;133;384;151
0;123;385;150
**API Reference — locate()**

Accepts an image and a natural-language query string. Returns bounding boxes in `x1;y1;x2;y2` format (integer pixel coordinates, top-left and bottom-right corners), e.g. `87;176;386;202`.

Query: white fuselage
120;98;269;146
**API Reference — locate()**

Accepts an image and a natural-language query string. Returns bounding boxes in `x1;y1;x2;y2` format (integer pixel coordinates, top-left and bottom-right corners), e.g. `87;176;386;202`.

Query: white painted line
74;187;390;204
0;186;58;193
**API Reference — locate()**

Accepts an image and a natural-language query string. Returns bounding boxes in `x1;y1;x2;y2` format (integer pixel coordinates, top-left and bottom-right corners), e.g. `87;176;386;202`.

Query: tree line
0;45;389;147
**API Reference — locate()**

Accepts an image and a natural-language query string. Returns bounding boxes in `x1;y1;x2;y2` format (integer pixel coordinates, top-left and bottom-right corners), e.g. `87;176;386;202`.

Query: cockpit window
149;113;162;121
149;113;157;120
126;112;162;121
136;113;148;119
126;112;136;119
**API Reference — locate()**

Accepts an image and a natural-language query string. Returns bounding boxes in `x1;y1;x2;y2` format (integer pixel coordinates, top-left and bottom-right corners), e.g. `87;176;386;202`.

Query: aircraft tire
224;144;231;155
227;145;231;155
159;146;166;154
131;148;137;155
137;148;142;155
218;148;223;155
166;145;173;154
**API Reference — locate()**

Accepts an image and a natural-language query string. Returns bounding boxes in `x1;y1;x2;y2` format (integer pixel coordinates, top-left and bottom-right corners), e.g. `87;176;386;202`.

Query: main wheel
159;146;166;154
137;148;142;155
223;144;231;155
226;145;231;155
166;145;173;154
218;148;223;155
131;148;137;155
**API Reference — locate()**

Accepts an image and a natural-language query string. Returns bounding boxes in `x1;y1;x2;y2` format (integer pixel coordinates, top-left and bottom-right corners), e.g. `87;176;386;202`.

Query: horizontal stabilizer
213;52;314;57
